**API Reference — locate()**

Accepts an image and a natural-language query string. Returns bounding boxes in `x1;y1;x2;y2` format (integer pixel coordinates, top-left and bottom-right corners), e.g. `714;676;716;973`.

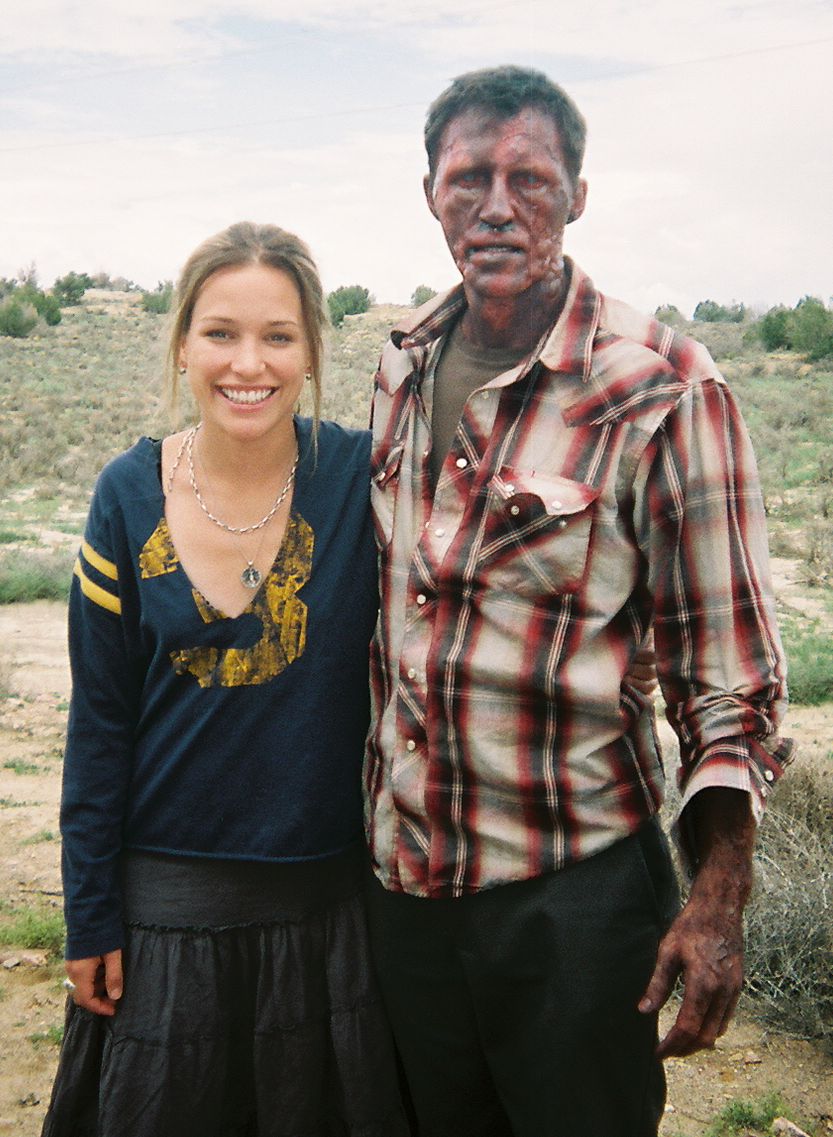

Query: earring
178;366;187;375
304;371;312;382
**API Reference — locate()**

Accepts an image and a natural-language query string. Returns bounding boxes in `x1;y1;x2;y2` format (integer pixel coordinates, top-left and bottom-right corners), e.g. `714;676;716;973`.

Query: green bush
411;284;437;307
35;292;62;326
327;284;372;327
791;296;833;361
780;612;833;704
703;1092;786;1136
0;298;38;338
53;271;92;306
756;306;792;350
693;299;746;323
141;281;173;314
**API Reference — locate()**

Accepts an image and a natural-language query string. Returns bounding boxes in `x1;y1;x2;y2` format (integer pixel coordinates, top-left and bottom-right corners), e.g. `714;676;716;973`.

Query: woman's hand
65;950;123;1016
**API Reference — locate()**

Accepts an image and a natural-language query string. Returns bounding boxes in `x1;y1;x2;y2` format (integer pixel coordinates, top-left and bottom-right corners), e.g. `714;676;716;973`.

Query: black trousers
365;820;680;1137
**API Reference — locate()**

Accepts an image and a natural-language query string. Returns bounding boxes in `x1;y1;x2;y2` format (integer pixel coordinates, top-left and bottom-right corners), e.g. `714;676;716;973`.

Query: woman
42;222;410;1137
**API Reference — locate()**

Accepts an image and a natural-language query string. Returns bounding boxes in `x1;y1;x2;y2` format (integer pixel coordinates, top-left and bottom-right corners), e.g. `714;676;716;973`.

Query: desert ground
0;584;831;1135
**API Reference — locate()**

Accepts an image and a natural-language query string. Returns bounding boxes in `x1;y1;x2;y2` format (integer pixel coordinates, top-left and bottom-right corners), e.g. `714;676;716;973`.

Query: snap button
510;505;520;516
456;458;468;469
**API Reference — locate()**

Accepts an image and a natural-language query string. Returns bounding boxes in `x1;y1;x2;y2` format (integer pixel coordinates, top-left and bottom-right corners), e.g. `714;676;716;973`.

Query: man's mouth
219;387;275;405
467;244;522;257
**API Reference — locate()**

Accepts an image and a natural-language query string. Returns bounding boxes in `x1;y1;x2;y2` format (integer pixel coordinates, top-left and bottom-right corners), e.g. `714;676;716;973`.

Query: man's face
425;106;586;307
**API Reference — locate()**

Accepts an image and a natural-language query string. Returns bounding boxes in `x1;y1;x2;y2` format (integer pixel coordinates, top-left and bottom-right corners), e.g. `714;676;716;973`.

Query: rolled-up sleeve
633;377;794;854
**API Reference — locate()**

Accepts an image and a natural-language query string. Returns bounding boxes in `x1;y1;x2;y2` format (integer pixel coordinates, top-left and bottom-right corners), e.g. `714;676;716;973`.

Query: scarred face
425;106;587;323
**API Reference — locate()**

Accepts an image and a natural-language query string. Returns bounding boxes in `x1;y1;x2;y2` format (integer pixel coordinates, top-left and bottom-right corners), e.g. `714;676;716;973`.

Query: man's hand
66;949;123;1016
638;787;755;1057
628;632;658;699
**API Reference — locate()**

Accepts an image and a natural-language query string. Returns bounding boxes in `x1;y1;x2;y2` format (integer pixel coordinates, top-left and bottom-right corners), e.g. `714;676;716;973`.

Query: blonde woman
42;222;409;1137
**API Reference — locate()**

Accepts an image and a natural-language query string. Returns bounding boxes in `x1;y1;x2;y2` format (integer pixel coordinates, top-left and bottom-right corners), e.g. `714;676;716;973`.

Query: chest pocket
479;468;599;598
370;441;405;550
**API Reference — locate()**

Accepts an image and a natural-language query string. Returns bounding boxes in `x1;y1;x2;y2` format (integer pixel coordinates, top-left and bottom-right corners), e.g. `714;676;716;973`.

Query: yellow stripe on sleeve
73;559;122;615
81;539;118;581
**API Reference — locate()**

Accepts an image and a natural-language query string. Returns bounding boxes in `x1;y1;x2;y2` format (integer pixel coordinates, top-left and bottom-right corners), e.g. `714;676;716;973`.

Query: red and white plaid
365;260;793;898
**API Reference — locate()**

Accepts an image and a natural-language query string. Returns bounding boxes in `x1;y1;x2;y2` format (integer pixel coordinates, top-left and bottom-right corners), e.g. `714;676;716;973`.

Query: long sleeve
633;376;793;858
61;479;142;959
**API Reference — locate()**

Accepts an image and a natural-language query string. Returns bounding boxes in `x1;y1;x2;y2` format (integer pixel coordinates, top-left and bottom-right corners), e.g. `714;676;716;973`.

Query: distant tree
693;299;746;323
327;284;372;327
17;262;38;289
141;281;174;314
756;306;792;351
790;296;833;361
654;303;685;327
411;284;437;307
53;271;92;306
0;298;38;338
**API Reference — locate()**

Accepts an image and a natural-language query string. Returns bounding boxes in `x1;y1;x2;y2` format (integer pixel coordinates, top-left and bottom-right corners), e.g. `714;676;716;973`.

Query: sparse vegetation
702;1092;786;1136
744;765;833;1043
29;1025;64;1048
0;549;74;604
0;297;38;338
0;906;65;956
141;280;174;314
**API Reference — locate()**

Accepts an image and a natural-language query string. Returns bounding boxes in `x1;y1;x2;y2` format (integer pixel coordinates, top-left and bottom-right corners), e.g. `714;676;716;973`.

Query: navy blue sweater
61;419;378;959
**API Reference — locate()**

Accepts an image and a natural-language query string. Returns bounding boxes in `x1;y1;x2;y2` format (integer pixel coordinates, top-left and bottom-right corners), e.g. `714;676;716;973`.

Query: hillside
1;293;833;1135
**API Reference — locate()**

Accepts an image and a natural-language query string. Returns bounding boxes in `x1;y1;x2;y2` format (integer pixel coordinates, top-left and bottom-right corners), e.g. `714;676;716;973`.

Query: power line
0;33;830;156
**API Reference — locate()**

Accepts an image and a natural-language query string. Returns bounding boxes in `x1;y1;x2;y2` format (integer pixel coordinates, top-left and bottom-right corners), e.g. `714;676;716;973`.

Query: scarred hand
638;787;755;1058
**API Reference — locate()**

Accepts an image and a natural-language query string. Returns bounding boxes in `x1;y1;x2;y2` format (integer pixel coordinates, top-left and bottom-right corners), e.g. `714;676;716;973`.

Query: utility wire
0;32;830;155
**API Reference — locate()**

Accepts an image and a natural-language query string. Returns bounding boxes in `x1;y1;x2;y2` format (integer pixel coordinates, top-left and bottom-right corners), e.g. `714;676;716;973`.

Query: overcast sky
2;0;831;315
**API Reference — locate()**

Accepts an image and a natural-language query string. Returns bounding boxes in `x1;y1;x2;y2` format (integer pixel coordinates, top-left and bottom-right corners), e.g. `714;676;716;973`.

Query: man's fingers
638;948;678;1016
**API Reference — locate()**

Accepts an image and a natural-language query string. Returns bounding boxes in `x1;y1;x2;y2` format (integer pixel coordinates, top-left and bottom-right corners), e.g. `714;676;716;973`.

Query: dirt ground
0;600;831;1135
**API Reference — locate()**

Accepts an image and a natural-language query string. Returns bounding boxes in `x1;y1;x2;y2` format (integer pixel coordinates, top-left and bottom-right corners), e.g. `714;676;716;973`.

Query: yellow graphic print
139;519;179;578
139;514;313;688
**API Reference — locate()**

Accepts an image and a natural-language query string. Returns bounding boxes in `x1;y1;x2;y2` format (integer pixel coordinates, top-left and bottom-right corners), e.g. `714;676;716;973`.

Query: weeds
0;548;73;603
21;829;57;845
29;1024;64;1048
3;760;40;776
744;765;833;1042
779;613;833;704
703;1092;785;1136
0;906;65;956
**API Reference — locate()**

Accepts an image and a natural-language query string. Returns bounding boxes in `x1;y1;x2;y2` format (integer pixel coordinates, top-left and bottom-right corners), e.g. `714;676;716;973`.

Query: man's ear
567;178;588;224
423;174;438;220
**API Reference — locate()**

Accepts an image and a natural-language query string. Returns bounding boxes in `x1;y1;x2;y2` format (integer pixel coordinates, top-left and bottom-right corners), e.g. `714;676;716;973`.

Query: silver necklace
180;424;298;590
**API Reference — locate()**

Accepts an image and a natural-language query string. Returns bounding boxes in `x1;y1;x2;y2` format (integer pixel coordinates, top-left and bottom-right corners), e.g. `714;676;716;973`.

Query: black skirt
41;847;411;1137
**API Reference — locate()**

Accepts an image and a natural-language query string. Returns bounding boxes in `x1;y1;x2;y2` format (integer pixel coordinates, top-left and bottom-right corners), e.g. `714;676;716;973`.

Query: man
363;66;792;1137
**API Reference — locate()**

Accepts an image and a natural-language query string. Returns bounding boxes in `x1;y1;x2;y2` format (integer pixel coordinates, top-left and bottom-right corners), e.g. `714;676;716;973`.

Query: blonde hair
166;221;328;430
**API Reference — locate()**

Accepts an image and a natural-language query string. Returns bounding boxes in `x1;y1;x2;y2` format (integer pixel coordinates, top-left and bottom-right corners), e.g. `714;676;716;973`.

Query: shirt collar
387;258;602;390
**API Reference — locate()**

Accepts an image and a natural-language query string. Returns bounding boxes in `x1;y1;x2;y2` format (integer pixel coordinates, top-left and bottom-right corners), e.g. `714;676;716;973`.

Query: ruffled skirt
41;847;411;1137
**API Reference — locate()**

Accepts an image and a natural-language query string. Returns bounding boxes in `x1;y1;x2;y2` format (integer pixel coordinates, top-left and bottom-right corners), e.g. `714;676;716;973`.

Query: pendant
241;563;262;590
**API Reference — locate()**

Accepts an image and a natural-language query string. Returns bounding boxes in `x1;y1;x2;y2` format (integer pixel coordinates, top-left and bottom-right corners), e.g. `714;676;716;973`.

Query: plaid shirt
365;260;792;898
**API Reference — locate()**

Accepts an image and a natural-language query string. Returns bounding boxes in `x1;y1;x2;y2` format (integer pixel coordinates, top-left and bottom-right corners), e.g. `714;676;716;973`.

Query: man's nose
479;176;513;228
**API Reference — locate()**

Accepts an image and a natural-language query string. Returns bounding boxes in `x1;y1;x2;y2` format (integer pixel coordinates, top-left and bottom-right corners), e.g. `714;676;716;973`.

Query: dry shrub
743;763;833;1042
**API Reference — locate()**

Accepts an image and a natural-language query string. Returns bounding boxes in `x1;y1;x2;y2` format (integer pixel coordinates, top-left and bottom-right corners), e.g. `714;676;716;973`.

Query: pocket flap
492;469;599;517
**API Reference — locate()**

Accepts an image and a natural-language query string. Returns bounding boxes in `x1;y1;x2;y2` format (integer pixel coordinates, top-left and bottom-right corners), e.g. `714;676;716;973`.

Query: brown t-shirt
430;319;526;485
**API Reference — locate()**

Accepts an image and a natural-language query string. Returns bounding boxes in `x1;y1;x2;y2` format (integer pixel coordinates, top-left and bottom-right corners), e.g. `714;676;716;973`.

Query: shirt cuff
672;731;795;876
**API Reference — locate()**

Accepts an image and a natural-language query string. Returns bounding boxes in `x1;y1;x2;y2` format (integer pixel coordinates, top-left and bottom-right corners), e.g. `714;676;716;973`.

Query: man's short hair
424;65;587;188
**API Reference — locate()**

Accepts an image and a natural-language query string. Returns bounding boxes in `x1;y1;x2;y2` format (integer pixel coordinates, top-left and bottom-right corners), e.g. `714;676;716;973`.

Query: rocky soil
0;599;831;1135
